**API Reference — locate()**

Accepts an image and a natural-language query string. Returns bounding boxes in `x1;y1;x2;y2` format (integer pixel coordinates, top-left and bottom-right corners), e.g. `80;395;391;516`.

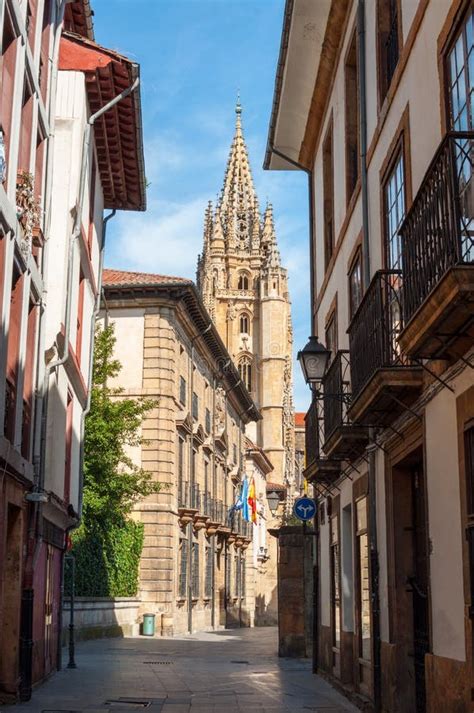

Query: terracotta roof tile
294;412;306;428
103;269;192;287
266;481;286;492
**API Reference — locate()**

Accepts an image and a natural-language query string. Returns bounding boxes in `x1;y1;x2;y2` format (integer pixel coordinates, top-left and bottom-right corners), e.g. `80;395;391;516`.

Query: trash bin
142;613;155;636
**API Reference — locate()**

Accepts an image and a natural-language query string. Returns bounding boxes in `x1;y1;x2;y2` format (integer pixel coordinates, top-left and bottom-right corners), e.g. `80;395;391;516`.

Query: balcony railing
400;132;474;324
348;270;407;401
322;351;351;445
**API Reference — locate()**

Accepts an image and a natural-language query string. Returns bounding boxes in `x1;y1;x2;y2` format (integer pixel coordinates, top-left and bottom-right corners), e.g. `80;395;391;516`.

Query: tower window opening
239;314;249;334
238;273;249;290
238;356;252;392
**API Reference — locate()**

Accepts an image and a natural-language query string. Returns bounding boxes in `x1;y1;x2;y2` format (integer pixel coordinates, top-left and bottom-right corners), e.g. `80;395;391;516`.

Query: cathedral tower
197;101;295;491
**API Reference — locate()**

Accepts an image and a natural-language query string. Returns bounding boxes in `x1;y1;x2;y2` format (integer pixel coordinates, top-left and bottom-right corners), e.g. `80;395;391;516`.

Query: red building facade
0;0;145;702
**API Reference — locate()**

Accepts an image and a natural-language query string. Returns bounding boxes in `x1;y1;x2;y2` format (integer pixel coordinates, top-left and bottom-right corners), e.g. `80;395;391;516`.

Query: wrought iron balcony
321;351;368;460
348;270;423;426
303;395;341;486
399;132;474;359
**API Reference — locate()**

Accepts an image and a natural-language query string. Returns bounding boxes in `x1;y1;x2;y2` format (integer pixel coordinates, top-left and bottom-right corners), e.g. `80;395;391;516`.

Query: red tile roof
103;269;192;287
59;33;146;211
266;481;287;492
295;412;305;428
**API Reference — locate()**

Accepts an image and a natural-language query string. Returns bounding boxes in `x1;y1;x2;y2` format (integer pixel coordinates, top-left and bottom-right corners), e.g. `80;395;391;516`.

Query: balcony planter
16;170;41;261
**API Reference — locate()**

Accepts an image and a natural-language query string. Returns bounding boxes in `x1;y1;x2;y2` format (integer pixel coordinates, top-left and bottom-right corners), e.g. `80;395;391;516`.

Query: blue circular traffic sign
293;496;316;522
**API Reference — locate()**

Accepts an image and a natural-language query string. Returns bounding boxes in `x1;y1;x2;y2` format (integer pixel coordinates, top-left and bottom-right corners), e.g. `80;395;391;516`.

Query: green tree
71;323;160;597
82;323;159;525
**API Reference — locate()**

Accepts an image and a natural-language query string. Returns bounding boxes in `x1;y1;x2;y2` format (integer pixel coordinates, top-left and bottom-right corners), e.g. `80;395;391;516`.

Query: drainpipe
267;144;319;670
77;208;116;520
357;2;381;710
48;77;138;670
268;145;316;335
56;208;115;671
38;76;140;507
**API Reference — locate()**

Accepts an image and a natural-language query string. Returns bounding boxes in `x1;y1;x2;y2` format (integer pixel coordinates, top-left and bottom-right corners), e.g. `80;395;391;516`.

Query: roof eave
59;33;146;212
264;0;295;171
101;281;261;424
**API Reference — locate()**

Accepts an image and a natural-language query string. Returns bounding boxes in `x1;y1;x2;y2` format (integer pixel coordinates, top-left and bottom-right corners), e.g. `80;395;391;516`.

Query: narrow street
4;629;358;713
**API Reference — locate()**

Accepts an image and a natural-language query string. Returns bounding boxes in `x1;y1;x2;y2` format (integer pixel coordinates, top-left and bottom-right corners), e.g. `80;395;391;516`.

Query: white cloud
106;196;207;279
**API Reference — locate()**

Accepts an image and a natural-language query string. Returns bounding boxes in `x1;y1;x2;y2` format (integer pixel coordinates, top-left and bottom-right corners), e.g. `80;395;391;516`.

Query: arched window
239;313;249;334
238;356;252;392
238;273;249;290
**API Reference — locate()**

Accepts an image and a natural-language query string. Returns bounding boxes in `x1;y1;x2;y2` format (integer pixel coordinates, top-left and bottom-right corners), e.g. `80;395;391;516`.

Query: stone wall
62;598;140;642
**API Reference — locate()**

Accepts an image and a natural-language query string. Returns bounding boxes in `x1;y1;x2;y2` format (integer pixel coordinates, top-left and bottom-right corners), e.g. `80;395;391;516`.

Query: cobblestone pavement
3;627;359;713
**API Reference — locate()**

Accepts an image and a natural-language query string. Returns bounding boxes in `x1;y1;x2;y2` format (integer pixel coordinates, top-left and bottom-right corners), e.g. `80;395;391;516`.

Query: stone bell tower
197;101;295;492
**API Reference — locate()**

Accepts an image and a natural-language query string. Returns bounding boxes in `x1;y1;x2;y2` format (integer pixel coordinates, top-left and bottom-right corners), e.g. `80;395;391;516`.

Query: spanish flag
248;477;257;524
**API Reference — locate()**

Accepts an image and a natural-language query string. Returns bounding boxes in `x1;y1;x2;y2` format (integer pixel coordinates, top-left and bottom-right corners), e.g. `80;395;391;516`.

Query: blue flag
242;478;250;522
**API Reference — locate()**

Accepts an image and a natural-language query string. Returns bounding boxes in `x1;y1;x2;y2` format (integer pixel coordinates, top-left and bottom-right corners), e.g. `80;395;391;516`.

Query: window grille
239;313;249;334
238;356;252;392
205;547;212;599
192;392;199;420
384;153;405;272
178;539;188;598
192;542;200;598
179;376;186;406
238;274;249;290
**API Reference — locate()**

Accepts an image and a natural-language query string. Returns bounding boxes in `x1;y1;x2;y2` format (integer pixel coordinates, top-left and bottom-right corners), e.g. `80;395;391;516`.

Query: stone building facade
101;269;261;635
197;103;295;499
266;0;474;711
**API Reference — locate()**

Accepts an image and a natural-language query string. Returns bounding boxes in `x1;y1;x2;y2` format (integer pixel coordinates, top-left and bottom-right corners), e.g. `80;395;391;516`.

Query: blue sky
93;0;311;412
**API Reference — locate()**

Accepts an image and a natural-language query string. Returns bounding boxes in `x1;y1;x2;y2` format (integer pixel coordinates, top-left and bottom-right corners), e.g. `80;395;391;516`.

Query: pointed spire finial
236;89;242;116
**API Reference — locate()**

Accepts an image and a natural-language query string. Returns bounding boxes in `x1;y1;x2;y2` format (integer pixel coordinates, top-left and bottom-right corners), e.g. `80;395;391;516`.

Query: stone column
274;525;313;658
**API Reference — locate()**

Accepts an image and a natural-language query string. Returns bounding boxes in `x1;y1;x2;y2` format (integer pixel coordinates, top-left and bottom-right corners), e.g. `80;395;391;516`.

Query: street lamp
267;490;281;516
297;336;331;387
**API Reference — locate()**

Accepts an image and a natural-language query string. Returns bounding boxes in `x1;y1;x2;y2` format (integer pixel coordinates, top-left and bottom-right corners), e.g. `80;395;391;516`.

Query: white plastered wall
425;367;473;663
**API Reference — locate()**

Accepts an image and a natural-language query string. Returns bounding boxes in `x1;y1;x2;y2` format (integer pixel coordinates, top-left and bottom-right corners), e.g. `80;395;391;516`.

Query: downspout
56;209;116;671
39;76;140;506
77;208;116;520
267;144;319;671
268;145;316;335
52;76;139;667
357;2;380;710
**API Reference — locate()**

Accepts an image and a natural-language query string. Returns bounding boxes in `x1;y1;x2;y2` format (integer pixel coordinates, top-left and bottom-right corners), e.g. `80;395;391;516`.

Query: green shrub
70;520;144;597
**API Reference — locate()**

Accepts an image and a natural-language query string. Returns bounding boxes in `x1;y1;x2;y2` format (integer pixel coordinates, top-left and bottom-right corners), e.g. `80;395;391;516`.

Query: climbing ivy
71;520;144;597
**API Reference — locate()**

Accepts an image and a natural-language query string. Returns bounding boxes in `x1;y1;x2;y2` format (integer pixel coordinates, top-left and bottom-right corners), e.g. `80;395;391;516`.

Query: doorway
390;449;429;713
0;504;23;695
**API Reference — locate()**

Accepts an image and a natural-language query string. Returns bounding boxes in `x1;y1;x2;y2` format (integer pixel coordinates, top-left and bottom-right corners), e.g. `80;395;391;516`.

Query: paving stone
3;628;358;713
